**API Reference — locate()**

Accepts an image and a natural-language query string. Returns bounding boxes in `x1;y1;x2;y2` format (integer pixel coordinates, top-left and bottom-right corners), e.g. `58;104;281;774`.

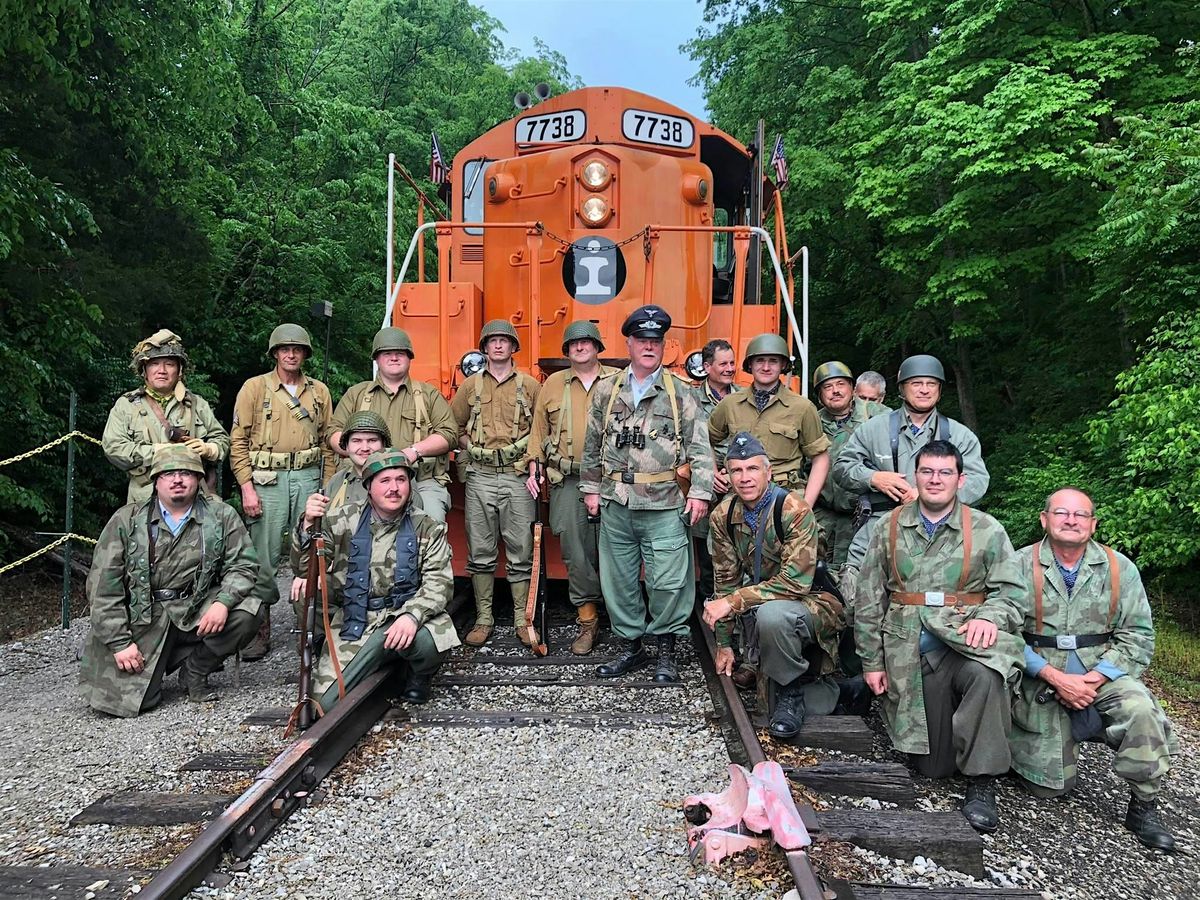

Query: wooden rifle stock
524;461;549;656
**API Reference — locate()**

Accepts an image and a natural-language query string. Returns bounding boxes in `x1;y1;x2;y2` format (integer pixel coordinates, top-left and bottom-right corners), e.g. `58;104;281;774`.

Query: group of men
81;311;1177;852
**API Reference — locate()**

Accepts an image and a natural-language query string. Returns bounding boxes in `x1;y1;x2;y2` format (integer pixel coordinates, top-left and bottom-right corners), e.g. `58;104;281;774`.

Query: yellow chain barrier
0;431;103;468
0;533;99;578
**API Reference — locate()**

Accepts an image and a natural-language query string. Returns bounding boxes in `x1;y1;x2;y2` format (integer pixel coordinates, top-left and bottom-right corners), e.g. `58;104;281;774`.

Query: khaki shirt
450;368;540;470
707;383;831;485
526;365;619;475
332;377;458;484
230;371;333;485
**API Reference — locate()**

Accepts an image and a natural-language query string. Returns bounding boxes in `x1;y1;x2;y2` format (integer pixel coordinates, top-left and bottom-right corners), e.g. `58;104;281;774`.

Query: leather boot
510;580;535;646
241;607;271;661
570;602;600;656
465;574;494;646
653;634;680;684
596;639;650;678
731;666;757;690
1125;795;1176;852
180;647;219;703
769;678;806;741
401;671;433;705
962;777;1000;833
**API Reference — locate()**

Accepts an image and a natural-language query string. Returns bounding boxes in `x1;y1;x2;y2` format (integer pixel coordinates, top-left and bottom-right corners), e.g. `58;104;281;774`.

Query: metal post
62;391;77;629
386;153;395;305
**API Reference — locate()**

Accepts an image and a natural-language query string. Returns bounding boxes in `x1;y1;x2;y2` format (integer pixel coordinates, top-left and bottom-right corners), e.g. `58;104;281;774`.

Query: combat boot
653;634;680;684
241;607;271;661
962;777;1000;833
1125;795;1176;852
769;678;807;741
401;671;433;705
570;602;600;656
180;647;219;703
596;639;650;678
510;580;534;646
465;574;494;646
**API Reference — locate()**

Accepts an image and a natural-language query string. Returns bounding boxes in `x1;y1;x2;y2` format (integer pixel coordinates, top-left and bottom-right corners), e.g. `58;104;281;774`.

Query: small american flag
770;134;788;189
430;131;448;185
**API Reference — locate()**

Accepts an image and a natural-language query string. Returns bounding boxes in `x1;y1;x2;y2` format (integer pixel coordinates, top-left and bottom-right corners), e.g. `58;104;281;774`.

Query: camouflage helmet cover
813;360;854;389
479;319;520;352
131;329;188;373
339;411;392;450
360;448;416;483
561;320;604;354
741;333;791;373
149;444;205;478
897;354;945;383
372;327;415;359
267;323;313;357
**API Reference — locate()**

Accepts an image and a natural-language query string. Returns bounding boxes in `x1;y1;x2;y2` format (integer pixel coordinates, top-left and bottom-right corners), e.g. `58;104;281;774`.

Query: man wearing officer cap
581;304;714;683
290;448;459;712
703;432;845;741
328;327;458;524
103;329;228;505
79;445;261;716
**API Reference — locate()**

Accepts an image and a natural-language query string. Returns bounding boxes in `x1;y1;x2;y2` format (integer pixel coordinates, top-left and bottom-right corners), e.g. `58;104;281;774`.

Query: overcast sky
475;0;711;116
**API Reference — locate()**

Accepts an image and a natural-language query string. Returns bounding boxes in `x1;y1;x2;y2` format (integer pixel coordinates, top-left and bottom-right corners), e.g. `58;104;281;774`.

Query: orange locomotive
383;85;808;576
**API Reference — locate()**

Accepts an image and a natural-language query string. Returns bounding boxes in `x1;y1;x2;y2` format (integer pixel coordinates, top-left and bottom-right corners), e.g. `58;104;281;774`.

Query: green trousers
316;612;440;712
464;469;534;579
140;608;262;712
912;648;1012;779
814;506;856;575
413;479;450;525
246;466;321;607
549;474;601;608
599;501;693;640
755;600;840;715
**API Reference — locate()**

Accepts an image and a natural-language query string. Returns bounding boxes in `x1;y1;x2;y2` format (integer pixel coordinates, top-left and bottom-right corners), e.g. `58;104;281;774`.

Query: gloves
185;438;220;461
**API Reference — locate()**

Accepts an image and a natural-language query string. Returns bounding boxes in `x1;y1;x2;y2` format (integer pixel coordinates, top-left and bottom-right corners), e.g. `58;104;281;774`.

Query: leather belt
606;470;675;484
1023;631;1112;650
366;596;391;611
152;586;194;603
891;591;985;607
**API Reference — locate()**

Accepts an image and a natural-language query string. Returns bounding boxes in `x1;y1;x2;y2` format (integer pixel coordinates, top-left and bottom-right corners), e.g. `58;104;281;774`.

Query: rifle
524;460;549;657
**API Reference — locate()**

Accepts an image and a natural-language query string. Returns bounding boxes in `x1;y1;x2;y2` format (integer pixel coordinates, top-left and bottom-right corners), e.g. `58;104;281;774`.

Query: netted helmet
361;448;415;483
149;444;204;478
561;320;604;354
813;361;853;390
373;327;415;359
339;411;392;450
267;323;313;357
741;333;791;373
130;329;188;374
897;354;945;383
479;319;520;352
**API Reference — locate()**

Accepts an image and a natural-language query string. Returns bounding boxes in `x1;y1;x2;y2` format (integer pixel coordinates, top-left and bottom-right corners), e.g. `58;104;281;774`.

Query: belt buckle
621;471;635;484
923;591;945;607
1055;634;1078;651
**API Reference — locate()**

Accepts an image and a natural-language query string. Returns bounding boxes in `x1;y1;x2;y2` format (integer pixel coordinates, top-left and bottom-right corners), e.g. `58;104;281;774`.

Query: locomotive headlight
685;351;706;381
580;196;611;226
459;351;486;378
581;160;611;191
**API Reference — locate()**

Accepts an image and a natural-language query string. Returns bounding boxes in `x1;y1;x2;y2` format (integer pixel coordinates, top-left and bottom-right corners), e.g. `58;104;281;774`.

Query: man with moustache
581;304;714;683
692;339;737;602
1011;487;1178;851
291;449;458;712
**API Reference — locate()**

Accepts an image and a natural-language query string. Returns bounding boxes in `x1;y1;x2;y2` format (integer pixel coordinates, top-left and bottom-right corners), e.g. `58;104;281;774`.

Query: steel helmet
339;411;392;450
479;319;520;352
741;333;791;374
561;320;604;354
897;354;945;383
372;327;415;359
813;361;854;390
267;323;313;357
149;444;205;478
130;329;188;373
360;448;415;483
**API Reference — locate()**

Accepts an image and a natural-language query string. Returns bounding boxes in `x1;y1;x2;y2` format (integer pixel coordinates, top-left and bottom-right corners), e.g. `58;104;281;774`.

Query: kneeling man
80;445;261;715
1013;487;1178;851
292;449;459;712
703;433;845;742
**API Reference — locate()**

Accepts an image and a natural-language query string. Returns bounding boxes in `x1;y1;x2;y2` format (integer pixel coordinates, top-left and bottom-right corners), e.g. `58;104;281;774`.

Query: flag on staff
430;132;448;185
770;134;788;189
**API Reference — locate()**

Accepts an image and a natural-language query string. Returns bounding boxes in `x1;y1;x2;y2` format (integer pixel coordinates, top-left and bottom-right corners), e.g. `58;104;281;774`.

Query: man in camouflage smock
704;433;845;742
581;304;714;683
79;445;261;716
1013;487;1178;851
856;440;1026;833
691;339;736;602
103;330;228;504
291;449;458;712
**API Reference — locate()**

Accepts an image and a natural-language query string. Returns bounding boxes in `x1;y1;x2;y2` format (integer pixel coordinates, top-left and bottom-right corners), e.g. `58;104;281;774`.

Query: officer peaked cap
621;304;671;339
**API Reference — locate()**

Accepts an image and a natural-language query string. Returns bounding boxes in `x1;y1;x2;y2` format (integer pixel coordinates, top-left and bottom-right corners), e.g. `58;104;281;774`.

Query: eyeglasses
1049;509;1095;520
916;468;957;479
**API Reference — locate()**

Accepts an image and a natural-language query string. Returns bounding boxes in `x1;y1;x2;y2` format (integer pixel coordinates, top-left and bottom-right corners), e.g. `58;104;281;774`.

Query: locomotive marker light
685;351;706;381
562;237;625;304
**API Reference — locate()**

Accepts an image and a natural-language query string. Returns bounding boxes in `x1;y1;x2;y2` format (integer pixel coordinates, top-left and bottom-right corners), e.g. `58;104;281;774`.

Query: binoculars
167;425;192;444
614;428;646;450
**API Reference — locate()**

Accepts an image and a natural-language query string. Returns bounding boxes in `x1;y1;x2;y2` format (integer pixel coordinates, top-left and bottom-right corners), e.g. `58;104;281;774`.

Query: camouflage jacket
710;488;845;670
1011;540;1161;790
706;384;830;489
102;383;229;504
817;400;887;512
291;501;460;652
79;494;258;717
324;467;368;514
580;368;714;509
831;407;989;506
854;501;1027;754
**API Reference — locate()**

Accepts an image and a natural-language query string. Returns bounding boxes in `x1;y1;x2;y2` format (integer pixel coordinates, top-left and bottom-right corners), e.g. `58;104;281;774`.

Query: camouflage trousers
599;501;693;640
141;609;261;713
316;608;440;712
814;505;856;576
549;474;602;608
464;469;534;579
1016;677;1178;800
245;466;321;607
912;647;1012;779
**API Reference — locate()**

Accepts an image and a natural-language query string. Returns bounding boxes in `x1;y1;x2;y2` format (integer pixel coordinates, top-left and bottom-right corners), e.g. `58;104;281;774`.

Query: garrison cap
360;448;415;483
725;431;768;462
621;304;671;339
150;444;205;478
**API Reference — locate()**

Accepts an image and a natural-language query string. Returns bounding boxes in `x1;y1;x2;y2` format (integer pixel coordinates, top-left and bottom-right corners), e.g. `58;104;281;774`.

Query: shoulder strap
889;409;902;472
662;371;683;465
888;505;904;590
1102;544;1121;626
937;411;949;442
412;384;429;443
1033;538;1045;633
145;396;174;438
467;376;484;446
957;504;973;591
551;375;572;459
603;372;624;431
726;495;736;531
773;490;785;541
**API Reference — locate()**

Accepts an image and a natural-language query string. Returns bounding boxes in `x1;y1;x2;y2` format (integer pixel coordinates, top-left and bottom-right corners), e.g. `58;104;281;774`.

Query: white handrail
749;227;809;395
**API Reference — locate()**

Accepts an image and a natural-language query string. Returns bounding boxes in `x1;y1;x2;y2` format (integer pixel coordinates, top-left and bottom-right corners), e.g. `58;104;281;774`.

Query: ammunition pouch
250;447;322;471
467;436;529;469
771;467;806;488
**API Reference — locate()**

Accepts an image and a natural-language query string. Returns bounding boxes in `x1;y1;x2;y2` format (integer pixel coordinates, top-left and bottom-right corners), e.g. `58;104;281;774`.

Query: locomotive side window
712;208;732;272
463;159;493;236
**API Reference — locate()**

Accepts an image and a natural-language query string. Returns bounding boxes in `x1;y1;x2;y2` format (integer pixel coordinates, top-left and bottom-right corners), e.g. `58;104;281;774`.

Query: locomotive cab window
463;159;494;235
712;207;734;305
